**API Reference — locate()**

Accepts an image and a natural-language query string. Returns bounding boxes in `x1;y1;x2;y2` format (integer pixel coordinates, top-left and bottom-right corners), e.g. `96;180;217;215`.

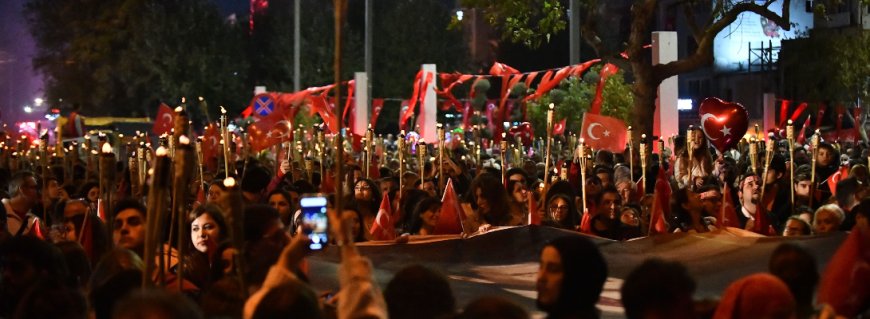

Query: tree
527;65;633;135
24;0;248;117
781;31;870;105
459;0;796;136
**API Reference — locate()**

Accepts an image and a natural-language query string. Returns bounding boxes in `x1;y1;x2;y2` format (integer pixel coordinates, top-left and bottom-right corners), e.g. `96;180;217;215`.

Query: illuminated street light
34;98;44;106
23;105;32;113
456;10;463;21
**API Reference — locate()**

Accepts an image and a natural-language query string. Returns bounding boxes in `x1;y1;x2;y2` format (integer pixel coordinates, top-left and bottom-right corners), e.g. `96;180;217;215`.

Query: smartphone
300;194;329;250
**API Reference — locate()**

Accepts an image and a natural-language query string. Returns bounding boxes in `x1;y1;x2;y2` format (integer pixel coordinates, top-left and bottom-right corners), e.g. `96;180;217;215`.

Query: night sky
0;0;248;125
0;0;43;124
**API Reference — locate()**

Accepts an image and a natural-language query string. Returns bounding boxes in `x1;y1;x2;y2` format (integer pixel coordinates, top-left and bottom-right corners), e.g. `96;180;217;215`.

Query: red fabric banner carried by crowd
580;112;627;153
152;103;175;135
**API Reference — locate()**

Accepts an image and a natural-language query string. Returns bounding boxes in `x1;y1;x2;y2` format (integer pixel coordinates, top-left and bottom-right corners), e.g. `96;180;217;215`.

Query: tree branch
580;0;607;58
652;0;791;83
682;2;703;44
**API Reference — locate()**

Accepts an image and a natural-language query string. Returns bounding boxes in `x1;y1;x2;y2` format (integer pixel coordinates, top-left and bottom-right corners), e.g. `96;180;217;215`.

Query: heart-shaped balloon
698;97;749;153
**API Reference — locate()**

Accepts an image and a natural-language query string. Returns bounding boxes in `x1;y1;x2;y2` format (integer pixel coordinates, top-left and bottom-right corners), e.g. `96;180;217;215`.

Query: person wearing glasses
2;171;43;237
543;194;578;230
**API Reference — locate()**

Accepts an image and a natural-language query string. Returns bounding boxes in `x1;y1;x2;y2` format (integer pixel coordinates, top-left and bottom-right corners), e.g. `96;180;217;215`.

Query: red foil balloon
698;97;749;153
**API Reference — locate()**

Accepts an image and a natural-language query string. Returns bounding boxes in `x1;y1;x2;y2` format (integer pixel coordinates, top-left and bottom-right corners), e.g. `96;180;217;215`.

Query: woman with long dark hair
674;127;713;189
179;204;230;290
464;174;522;231
542;194;579;230
351;178;382;234
408;196;441;235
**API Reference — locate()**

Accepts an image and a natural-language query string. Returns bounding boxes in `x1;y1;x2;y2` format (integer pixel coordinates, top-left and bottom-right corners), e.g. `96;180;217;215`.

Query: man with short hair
782;217;812;236
737;174;761;229
591;187;622;240
2;171;43;237
835;177;863;230
112;199;147;257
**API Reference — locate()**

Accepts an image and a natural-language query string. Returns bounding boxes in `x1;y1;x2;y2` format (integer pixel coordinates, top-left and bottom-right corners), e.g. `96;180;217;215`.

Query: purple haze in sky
0;0;43;124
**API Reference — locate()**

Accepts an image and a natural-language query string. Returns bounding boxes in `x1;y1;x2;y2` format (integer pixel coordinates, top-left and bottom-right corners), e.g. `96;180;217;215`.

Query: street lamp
23;105;32;113
34;98;44;107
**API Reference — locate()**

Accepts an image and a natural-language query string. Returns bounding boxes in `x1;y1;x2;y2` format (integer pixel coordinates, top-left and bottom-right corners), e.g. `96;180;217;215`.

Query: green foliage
455;0;566;48
782;31;870;104
370;0;470;132
527;65;633;135
25;0;248;117
250;0;363;93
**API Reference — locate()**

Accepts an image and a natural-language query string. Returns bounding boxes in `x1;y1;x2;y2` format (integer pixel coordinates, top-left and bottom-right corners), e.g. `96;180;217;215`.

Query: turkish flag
817;227;870;317
308;96;338;134
247;102;294;153
589;63;619;114
152;103;174;135
719;184;740;228
648;167;671;235
508;122;534;146
369;193;396;240
201;124;221;172
580;112;627;153
827;165;850;195
370;98;384;127
528;192;540;226
433;178;466;234
552;118;567;136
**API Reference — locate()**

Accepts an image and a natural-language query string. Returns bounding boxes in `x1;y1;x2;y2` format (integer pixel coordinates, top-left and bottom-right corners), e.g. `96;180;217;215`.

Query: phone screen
300;195;328;250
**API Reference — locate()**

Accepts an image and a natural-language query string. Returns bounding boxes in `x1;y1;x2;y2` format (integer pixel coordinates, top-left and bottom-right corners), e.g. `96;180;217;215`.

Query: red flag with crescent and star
247;102;294;152
508;122;534;146
370;98;385;127
152;103;175;135
552;118;567;136
580;113;627;153
201;124;221;171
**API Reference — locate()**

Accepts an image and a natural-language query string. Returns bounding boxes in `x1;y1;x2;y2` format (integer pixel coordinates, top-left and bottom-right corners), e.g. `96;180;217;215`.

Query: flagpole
365;124;373;179
220;106;230;179
438;124;446;192
418;139;427;184
196;137;206;198
398;131;405;193
143;146;170;288
786;120;795;215
333;0;347;221
500;132;507;184
578;139;588;224
627;126;634;182
544;103;554;188
759;136;775;229
686;126;694;189
172;135;194;291
809;131;819;209
749;137;758;175
640;135;647;196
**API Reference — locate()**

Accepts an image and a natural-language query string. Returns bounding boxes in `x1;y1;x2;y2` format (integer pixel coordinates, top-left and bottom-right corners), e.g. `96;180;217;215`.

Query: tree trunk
630;59;661;139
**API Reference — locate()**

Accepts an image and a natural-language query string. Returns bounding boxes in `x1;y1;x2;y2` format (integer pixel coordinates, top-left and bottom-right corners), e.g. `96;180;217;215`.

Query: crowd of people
0;123;867;319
